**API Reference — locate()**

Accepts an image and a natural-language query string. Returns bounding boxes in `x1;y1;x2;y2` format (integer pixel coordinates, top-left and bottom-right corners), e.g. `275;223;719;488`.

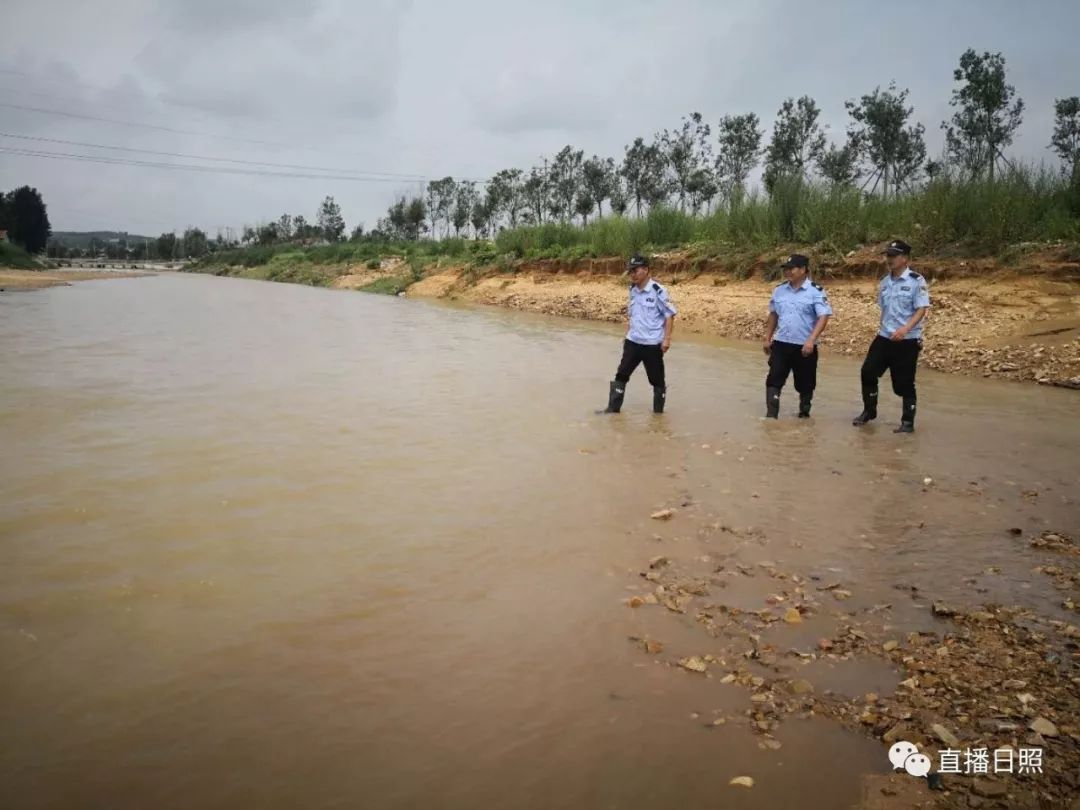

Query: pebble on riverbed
625;537;1080;808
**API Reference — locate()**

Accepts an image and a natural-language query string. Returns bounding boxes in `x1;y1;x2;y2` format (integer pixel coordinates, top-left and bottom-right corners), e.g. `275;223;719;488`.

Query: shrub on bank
0;241;40;269
192;166;1079;276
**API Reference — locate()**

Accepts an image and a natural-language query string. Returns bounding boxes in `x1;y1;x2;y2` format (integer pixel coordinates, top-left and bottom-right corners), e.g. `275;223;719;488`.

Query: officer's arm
807;314;830;343
808;290;833;342
904;307;928;330
764;312;778;342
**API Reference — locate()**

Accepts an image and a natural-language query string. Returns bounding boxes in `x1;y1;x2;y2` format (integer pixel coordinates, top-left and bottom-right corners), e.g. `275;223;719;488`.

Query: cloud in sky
0;0;1077;235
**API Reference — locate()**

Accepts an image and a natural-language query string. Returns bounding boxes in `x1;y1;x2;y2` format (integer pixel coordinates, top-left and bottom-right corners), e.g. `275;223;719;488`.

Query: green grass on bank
194;236;487;271
191;167;1080;282
0;241;41;269
496;167;1080;260
359;275;413;295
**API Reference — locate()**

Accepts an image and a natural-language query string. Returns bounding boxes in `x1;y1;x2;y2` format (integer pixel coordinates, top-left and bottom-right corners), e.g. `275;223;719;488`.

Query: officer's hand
661;338;671;354
763;340;772;355
801;340;814;357
890;327;908;342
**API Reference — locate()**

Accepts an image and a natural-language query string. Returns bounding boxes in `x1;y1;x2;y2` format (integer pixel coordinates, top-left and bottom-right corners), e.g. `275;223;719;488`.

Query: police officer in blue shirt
853;239;931;433
600;254;677;414
763;254;833;418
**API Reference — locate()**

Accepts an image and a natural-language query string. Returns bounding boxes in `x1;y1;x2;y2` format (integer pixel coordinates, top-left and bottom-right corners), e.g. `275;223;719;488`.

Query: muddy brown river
1;273;1077;809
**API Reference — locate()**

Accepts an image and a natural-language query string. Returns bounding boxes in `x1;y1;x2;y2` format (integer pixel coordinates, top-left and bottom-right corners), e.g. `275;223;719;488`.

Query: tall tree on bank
942;49;1024;181
581;156;616;220
317;196;346;242
3;186;52;253
621;137;668;217
156;232;178;259
426;177;456;239
277;213;293;241
488;169;525;228
608;179;629;217
548;146;585;222
522;166;550;225
763;96;826;193
686;168;719;214
453;181;477;237
816;139;862;190
405;197;427;240
182;227;208;258
1050;97;1080;178
846;82;927;198
715;113;764;204
661;112;712;212
470;193;495;239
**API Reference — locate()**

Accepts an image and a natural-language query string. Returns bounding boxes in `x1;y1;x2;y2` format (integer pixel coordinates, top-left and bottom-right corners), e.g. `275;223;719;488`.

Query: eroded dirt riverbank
0;268;152;290
401;264;1080;389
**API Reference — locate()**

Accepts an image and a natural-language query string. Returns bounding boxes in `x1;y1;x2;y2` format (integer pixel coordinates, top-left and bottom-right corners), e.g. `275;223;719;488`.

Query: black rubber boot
894;397;916;433
798;393;812;418
599;380;625;414
765;387;781;419
652;386;666;414
852;388;878;426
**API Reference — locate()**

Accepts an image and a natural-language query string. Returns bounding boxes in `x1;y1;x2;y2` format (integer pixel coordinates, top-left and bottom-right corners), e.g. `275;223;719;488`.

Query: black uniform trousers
615;339;665;388
766;341;818;393
860;335;921;397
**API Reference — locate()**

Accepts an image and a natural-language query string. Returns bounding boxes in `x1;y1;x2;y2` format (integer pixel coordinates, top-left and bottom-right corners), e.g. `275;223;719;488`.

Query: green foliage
317;196;346;242
359;275;411;295
1051;97;1080;177
489;165;1078;259
716;113;764;203
942;49;1024;180
408;255;426;281
845;82;927;197
0;240;40;269
1;186;52;253
264;264;332;287
763;97;826;192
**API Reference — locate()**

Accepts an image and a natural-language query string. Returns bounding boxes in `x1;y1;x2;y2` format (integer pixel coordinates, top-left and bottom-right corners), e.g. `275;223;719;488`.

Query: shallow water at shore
1;274;1077;809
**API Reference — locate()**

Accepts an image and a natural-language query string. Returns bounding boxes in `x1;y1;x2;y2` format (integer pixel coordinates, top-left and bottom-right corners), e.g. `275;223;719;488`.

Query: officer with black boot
600;254;676;414
763;254;832;418
853;239;930;433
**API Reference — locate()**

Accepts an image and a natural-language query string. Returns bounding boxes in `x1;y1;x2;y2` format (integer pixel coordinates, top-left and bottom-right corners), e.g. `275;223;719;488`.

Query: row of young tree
377;48;1080;241
47;196;353;260
0;186;51;253
241;196;349;246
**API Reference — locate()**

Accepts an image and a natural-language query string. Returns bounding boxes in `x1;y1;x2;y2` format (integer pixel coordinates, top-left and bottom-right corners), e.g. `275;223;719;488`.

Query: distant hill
50;231;155;249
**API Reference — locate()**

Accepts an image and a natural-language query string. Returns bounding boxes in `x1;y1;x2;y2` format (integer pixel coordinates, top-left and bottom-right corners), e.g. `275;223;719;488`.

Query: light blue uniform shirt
627;279;677;345
878;267;931;339
768;278;833;344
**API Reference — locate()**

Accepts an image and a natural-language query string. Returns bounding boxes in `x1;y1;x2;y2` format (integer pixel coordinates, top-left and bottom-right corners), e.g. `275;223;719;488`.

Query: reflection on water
1;274;1076;809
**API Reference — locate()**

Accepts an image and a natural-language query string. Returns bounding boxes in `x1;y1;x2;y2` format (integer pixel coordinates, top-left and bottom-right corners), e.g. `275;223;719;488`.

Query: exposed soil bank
0;269;151;290
397;248;1080;388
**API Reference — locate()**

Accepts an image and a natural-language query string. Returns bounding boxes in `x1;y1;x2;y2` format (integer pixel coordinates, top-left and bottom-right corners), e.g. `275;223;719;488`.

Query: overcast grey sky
1;0;1078;236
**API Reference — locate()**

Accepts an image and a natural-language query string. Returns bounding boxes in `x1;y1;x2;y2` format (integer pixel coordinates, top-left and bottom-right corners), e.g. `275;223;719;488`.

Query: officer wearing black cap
853;239;931;433
599;254;677;414
763;254;833;418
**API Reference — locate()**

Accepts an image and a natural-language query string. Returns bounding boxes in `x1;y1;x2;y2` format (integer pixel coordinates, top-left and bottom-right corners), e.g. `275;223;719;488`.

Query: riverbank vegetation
0;240;40;270
187;48;1078;281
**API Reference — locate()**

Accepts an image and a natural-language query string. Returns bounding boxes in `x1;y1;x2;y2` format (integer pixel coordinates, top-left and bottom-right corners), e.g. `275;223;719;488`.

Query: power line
0;101;490;184
0;146;429;184
0;100;431;168
0;131;425;179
